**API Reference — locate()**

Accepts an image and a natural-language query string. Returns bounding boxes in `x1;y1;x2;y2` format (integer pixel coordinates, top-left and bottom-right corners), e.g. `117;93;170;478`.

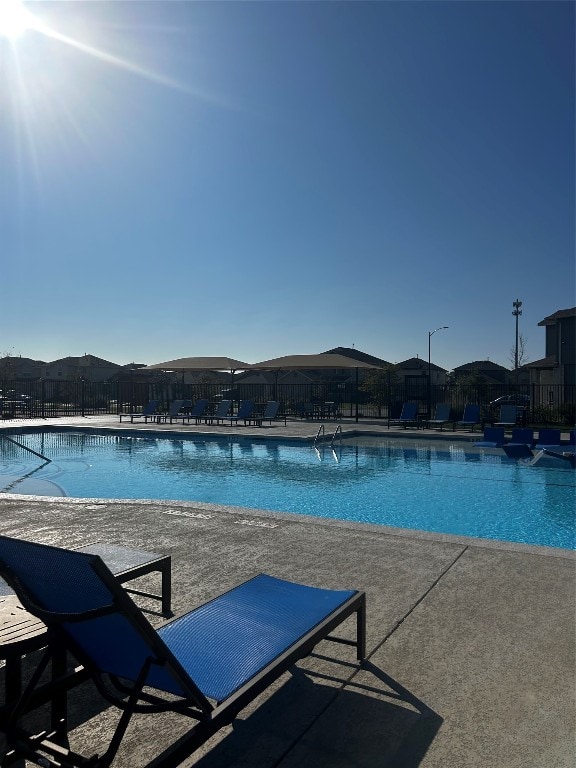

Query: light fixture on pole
428;326;449;416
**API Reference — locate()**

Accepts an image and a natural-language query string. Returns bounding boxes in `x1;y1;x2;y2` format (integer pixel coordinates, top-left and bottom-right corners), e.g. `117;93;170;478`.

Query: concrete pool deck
0;416;575;767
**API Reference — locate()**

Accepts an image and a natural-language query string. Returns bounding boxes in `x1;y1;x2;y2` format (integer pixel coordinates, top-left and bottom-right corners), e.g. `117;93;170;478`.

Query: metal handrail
330;424;342;449
313;424;325;449
2;435;51;463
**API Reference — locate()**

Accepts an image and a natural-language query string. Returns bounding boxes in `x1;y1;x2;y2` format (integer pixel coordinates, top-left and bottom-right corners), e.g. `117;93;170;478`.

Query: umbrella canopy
248;353;379;370
143;357;250;371
248;353;379;424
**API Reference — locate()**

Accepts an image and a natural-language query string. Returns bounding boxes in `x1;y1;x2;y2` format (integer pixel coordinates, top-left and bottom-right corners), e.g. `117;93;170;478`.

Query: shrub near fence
0;379;574;426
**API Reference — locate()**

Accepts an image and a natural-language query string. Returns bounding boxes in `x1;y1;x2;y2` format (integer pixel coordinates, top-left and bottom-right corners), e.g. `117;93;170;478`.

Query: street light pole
428;326;449;417
512;299;523;385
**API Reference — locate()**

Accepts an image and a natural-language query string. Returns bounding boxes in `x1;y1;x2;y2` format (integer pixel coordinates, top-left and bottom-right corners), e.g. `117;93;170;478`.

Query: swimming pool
1;430;574;550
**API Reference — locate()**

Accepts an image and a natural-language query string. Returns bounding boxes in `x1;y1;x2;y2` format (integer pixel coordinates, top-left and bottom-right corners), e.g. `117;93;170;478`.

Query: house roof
323;347;391;367
0;356;46;367
538;307;576;326
47;354;119;368
520;355;558;370
453;360;510;372
396;357;447;372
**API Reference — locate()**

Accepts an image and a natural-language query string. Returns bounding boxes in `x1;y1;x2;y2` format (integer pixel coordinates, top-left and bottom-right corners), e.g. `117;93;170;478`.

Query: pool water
1;431;574;549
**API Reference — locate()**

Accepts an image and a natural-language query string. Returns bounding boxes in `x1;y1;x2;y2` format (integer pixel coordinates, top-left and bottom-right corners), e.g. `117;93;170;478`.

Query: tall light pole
428;326;449;416
512;299;523;385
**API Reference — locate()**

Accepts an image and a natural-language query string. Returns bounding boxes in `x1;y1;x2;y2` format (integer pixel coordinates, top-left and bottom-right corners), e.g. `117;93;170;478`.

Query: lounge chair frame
0;539;365;768
535;428;562;449
473;427;506;447
203;399;233;424
240;401;287;427
494;404;517;427
388;402;418;429
225;399;256;425
454;404;481;432
119;400;160;424
424;403;451;431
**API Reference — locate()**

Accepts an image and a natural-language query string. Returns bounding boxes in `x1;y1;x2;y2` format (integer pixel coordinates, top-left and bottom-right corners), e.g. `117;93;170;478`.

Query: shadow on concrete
191;659;442;768
1;656;441;768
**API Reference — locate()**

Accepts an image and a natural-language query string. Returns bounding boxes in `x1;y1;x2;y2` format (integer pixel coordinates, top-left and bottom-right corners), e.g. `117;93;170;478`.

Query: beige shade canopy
143;357;250;371
248;353;379;370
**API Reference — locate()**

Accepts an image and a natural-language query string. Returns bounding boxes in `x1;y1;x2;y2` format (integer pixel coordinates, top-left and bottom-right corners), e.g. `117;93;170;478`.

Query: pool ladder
1;435;51;463
313;424;342;450
0;436;51;494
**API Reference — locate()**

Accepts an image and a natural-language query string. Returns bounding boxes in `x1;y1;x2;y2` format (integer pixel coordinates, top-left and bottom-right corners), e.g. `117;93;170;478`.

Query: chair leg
160;561;172;617
356;595;367;661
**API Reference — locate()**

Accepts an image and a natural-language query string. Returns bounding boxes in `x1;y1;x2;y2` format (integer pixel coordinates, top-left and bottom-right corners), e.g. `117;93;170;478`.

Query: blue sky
1;1;574;371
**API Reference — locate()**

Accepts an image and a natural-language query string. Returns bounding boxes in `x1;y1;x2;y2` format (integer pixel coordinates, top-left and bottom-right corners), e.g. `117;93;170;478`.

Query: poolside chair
425;403;451;431
474;427;506;448
226;399;256;425
535;428;562;450
454;404;481;432
187;398;209;423
204;399;232;424
256;401;287;426
156;399;193;424
494;404;518;427
388;402;418;428
297;402;315;419
0;536;366;768
507;428;534;448
119;400;160;424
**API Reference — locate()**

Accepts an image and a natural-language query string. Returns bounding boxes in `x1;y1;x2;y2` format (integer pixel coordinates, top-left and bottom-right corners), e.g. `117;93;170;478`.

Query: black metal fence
1;378;575;426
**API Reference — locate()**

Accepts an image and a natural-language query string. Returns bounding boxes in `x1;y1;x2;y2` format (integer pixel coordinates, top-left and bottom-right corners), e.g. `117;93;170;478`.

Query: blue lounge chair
297;402;315;419
156;399;193;424
507;428;534;448
226;399;256;425
205;399;232;424
455;404;481;432
474;427;506;447
0;536;366;768
388;402;418;428
494;405;517;427
257;401;286;426
187;398;209;423
425;403;451;431
119;399;160;423
535;428;562;450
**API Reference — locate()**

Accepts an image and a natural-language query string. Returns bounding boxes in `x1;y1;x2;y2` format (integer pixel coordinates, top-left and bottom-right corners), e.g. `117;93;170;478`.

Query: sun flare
0;0;36;39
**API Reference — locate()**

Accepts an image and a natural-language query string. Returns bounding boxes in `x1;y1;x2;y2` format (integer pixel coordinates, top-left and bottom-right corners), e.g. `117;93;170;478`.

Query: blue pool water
1;431;574;549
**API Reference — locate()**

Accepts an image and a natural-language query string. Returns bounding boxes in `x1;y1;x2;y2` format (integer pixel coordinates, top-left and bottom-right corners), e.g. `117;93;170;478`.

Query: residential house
0;356;46;380
534;307;575;388
42;354;122;383
395;357;448;388
452;360;511;385
518;307;576;407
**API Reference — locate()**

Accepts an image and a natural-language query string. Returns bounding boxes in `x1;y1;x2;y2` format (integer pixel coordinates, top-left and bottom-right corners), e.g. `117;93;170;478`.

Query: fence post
41;379;45;419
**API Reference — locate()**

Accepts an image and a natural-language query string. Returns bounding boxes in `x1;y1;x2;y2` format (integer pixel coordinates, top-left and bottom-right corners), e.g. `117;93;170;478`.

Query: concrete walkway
0;416;574;767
